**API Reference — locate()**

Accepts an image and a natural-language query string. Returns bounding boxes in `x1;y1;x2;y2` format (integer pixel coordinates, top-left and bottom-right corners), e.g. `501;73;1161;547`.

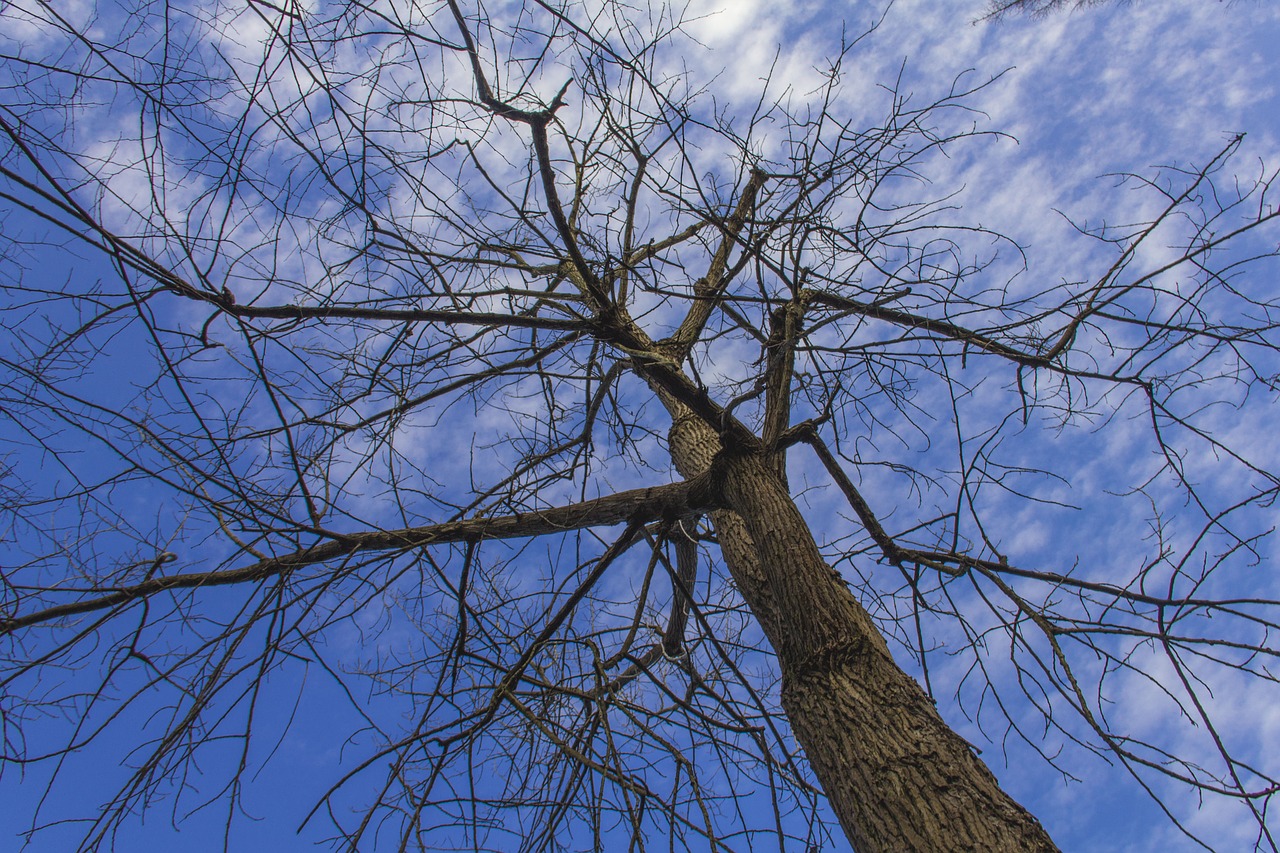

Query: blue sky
2;0;1280;850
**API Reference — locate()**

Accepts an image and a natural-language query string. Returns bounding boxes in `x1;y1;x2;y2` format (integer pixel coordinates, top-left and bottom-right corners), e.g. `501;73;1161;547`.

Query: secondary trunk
666;412;1059;852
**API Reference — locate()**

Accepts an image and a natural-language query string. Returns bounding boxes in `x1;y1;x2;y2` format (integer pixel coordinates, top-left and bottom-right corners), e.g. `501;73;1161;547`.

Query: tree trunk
666;412;1060;852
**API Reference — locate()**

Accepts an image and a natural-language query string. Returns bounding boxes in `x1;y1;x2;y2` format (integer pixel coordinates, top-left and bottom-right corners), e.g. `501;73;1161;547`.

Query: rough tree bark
598;155;1062;851
661;398;1059;852
608;152;1059;851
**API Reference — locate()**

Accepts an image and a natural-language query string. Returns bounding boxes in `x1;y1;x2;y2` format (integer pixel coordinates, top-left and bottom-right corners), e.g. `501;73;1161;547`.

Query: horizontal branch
908;548;1280;613
802;430;1279;616
2;476;717;634
806;289;1052;368
222;301;587;331
0;173;584;334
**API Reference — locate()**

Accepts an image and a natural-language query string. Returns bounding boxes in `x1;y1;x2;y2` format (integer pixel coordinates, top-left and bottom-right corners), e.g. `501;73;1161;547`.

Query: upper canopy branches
2;0;1279;849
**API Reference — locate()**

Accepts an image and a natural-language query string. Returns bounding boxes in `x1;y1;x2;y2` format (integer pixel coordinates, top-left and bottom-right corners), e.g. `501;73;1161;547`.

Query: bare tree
1;0;1277;850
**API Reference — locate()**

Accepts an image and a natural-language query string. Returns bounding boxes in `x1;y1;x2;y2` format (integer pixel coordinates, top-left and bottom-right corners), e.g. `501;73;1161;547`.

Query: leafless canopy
1;0;1278;850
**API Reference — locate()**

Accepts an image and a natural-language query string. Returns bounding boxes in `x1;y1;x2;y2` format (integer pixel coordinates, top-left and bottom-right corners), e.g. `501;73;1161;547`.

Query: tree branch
664;168;768;358
2;476;717;634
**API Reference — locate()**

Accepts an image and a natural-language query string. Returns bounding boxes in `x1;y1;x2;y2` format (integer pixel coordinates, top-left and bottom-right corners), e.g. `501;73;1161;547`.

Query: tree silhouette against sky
2;0;1279;850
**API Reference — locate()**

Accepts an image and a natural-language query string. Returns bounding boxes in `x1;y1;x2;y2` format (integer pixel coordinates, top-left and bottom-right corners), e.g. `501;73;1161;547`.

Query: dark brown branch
491;520;646;699
762;298;803;478
805;430;1279;615
802;431;906;564
662;519;699;658
221;302;586;331
2;476;717;634
806;289;1054;368
664;168;768;358
445;0;608;311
